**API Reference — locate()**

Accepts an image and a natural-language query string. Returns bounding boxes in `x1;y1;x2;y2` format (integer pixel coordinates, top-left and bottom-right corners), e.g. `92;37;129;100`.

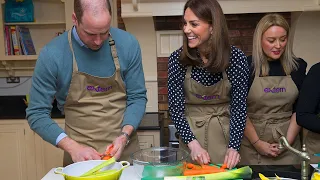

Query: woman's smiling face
183;8;212;50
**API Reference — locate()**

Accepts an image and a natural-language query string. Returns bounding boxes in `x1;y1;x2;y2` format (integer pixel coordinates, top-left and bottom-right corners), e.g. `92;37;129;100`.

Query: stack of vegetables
165;163;252;180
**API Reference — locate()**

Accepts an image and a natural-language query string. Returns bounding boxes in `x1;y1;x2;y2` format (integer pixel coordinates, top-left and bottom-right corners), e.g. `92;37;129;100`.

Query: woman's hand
187;140;211;165
224;148;240;169
253;140;280;157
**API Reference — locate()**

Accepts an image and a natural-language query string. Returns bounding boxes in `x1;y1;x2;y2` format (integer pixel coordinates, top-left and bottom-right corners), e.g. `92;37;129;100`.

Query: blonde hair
252;13;298;76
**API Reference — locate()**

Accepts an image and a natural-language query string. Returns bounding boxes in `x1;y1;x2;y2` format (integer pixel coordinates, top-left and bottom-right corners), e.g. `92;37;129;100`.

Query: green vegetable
165;166;252;180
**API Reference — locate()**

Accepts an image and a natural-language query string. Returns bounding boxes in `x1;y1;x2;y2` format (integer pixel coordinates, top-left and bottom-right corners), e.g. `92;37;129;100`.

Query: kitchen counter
42;164;316;180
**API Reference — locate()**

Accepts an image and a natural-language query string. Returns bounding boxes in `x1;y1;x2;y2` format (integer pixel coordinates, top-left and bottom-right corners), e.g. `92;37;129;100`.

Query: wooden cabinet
34;119;65;179
137;130;160;149
0;121;28;180
0;119;161;179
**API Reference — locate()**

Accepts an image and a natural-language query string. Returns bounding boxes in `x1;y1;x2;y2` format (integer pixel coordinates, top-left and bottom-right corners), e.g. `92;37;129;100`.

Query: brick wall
116;0;290;146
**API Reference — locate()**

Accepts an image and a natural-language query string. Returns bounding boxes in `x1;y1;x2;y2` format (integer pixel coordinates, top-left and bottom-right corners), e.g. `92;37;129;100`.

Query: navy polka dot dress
168;46;249;151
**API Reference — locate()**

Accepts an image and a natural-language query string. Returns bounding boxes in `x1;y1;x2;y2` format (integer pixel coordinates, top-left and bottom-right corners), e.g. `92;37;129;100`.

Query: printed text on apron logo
264;87;286;93
86;85;113;92
194;93;220;100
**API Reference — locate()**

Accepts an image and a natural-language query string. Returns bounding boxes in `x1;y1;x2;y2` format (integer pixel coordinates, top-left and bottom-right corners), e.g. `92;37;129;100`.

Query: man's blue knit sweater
26;27;147;146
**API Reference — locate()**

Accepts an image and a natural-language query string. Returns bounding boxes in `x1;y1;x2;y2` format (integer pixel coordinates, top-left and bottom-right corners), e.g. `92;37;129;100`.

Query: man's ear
72;12;78;26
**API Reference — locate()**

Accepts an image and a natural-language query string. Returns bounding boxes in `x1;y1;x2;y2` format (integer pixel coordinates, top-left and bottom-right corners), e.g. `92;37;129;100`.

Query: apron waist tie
194;111;229;150
248;111;292;141
248;111;292;123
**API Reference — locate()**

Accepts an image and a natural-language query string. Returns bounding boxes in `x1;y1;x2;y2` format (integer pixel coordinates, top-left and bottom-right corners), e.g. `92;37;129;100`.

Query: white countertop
42;166;141;180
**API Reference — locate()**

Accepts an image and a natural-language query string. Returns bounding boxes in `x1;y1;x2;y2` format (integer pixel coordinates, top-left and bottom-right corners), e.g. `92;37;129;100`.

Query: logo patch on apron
264;87;286;93
87;85;113;92
194;93;220;100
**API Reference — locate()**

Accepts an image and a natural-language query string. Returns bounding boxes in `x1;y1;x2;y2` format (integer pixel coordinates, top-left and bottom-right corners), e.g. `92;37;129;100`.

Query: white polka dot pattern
168;46;249;151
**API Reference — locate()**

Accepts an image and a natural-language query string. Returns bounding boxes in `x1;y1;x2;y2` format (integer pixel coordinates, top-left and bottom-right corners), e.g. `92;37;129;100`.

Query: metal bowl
130;147;189;180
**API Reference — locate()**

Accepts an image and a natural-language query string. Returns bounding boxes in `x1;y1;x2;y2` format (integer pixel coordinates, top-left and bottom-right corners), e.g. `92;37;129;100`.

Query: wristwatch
120;132;130;146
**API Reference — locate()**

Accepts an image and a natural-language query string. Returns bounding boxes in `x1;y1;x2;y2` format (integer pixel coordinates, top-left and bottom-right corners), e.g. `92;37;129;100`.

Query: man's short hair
74;0;112;23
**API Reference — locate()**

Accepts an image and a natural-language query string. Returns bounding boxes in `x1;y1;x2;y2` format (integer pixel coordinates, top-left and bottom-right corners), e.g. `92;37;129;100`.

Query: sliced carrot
201;165;221;170
187;163;195;169
101;144;114;160
183;168;226;176
220;163;227;169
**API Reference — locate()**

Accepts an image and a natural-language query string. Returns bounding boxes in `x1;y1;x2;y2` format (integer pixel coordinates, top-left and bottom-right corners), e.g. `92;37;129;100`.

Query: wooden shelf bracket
1;60;15;77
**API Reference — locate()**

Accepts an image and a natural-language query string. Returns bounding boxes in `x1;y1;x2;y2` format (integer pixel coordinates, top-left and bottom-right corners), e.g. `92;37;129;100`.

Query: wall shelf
4;22;66;26
0;55;38;61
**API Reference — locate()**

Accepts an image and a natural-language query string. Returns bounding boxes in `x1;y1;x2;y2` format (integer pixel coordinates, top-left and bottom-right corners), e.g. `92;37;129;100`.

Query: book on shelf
4;25;36;56
18;26;36;55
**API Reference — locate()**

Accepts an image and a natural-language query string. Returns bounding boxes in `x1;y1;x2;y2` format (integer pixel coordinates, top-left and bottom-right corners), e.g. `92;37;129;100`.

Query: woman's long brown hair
180;0;230;73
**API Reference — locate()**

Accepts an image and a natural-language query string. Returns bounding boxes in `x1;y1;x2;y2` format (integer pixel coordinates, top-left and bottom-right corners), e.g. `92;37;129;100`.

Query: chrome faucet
278;136;311;180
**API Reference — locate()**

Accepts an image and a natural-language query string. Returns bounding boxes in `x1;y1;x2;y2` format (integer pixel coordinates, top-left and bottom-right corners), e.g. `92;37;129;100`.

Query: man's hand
106;125;134;160
107;135;127;160
187;140;211;165
58;137;102;162
224;148;240;169
253;140;280;157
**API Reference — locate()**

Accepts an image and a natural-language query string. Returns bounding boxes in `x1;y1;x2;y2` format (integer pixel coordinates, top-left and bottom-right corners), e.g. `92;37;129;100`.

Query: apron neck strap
222;71;228;80
108;33;121;71
186;66;192;79
68;30;78;72
67;29;121;72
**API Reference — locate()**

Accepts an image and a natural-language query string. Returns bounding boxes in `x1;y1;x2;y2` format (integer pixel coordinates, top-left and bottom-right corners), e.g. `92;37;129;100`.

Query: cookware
54;160;129;180
131;147;189;180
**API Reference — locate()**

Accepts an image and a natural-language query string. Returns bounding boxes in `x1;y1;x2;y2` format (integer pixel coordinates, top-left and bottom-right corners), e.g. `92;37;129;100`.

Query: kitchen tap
278;136;311;180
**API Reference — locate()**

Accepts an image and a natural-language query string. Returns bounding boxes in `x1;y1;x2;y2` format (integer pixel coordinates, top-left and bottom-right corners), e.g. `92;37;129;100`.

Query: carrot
187;163;195;169
183;168;226;176
201;165;221;170
220;163;227;169
101;144;114;160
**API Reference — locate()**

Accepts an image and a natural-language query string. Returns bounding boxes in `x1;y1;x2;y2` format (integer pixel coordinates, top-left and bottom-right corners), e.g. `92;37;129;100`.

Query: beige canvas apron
239;73;300;165
179;67;232;164
62;30;140;166
303;129;320;164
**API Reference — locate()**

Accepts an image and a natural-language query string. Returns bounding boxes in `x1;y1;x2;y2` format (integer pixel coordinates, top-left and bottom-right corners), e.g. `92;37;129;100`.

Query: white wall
122;17;157;79
292;11;320;71
0;77;32;96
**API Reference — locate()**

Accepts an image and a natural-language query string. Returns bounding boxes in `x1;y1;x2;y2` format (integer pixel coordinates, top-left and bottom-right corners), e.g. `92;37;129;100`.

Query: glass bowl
130;147;190;180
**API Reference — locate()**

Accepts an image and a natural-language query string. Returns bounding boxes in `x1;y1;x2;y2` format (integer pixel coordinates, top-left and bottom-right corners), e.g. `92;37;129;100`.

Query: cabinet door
137;130;160;149
0;122;28;180
34;119;65;179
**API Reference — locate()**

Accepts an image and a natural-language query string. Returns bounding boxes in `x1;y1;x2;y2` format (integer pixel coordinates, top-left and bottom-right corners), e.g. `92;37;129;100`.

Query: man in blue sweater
26;0;147;166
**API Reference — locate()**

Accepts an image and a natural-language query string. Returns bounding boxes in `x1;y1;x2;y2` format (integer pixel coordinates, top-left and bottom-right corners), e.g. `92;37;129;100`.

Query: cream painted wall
122;17;157;79
292;11;320;71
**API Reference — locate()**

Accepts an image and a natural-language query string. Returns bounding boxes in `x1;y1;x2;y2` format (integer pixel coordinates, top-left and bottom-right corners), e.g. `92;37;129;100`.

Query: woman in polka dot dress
168;0;249;169
239;14;307;165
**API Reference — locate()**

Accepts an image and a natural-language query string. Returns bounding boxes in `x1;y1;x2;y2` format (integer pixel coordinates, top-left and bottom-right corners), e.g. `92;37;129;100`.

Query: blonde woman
239;13;307;165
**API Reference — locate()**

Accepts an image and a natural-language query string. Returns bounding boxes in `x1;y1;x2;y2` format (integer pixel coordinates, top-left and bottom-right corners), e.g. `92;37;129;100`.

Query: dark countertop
0;96;161;130
244;164;314;180
0;95;64;119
